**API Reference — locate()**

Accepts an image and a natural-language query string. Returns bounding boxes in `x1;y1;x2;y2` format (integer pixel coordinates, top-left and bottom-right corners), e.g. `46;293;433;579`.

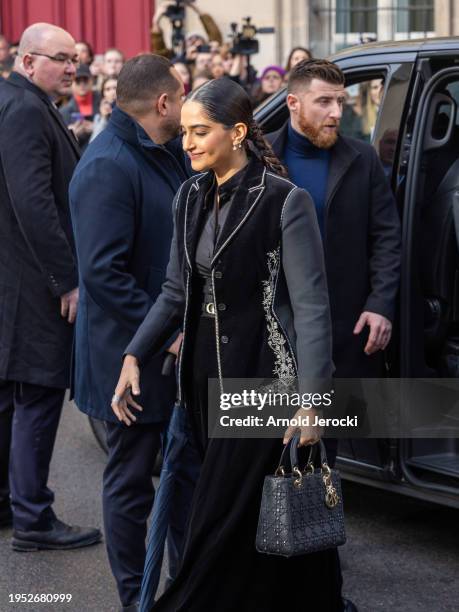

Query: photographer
151;0;222;59
210;51;254;92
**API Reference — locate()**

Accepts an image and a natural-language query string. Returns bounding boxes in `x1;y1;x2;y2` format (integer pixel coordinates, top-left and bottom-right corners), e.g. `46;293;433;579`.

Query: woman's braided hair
246;119;288;178
187;78;288;178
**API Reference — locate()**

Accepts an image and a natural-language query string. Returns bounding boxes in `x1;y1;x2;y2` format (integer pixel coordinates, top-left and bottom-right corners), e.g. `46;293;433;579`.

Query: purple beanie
261;65;286;79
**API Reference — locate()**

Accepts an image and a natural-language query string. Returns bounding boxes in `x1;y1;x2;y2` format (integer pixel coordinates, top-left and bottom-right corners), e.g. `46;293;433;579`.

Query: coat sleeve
124;187;186;365
363;147;401;321
150;29;173;58
200;13;223;45
70;156;157;332
0;100;77;297
281;187;334;385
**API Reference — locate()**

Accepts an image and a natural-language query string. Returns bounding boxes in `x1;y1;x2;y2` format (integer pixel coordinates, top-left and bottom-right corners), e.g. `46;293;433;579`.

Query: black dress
152;169;344;612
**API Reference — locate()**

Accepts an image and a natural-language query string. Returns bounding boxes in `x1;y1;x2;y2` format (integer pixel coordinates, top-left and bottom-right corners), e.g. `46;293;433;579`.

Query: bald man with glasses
0;23;101;551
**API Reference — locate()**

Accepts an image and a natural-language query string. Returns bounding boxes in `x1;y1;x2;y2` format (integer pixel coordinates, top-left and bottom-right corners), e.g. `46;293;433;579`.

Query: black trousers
0;380;64;531
103;421;165;607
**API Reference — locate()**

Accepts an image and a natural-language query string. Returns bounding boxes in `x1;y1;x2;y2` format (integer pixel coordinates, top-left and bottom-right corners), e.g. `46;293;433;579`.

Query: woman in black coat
112;78;343;611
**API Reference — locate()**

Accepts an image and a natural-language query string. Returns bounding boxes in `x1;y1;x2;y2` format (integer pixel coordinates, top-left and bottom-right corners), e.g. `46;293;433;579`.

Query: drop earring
232;143;237;151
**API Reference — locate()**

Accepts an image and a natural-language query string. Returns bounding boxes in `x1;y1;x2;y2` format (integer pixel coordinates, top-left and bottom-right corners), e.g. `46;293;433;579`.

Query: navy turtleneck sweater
283;121;330;237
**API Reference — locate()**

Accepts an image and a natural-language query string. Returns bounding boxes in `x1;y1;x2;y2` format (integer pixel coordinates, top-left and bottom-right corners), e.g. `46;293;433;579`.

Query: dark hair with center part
285;46;312;72
288;58;344;93
101;75;118;96
76;40;94;64
116;54;179;117
187;78;288;177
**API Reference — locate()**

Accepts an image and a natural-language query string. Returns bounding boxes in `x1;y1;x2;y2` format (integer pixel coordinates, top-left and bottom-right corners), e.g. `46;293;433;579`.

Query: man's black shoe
12;518;102;551
120;604;139;612
0;505;13;528
343;598;358;612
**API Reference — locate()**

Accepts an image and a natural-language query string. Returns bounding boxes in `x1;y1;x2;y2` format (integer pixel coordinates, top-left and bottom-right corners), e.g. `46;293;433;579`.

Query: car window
341;64;413;186
340;77;385;143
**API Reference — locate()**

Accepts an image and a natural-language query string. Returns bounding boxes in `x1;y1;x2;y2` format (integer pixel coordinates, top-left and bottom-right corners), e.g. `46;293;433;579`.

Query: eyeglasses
29;52;79;67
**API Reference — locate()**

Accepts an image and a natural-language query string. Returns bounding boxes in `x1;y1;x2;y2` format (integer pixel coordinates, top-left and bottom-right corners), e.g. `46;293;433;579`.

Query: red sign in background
0;0;154;58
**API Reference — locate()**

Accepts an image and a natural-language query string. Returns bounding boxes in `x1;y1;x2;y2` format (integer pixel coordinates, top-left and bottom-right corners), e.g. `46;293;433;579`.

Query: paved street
1;399;458;612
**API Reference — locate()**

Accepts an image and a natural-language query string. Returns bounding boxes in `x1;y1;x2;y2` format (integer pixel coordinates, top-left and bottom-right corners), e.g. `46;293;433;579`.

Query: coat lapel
46;103;81;158
269;121;361;215
183;159;267;270
184;172;212;270
8;73;80;158
325;136;360;209
212;159;266;265
268;122;289;161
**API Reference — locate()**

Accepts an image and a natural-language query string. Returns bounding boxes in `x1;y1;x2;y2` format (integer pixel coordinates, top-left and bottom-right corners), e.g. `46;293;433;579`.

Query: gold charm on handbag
322;464;340;508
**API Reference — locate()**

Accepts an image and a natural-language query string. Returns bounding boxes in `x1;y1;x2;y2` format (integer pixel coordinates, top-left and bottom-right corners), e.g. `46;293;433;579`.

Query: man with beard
69;54;189;612
268;58;400;382
268;60;400;612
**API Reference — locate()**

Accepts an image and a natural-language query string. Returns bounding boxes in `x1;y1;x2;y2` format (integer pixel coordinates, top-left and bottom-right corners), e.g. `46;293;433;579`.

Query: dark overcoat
69;107;189;423
268;123;401;376
0;72;80;388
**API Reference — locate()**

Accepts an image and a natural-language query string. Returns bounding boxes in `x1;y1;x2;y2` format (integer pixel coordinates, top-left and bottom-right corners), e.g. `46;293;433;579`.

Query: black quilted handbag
256;434;346;557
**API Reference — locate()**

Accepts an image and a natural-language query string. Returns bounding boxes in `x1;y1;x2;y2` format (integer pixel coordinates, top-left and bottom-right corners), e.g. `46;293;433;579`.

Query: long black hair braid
246;119;288;178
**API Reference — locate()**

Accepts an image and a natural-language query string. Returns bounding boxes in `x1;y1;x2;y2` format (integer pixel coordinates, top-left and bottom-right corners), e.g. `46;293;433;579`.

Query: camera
196;44;211;54
164;0;185;23
229;17;275;56
164;0;189;53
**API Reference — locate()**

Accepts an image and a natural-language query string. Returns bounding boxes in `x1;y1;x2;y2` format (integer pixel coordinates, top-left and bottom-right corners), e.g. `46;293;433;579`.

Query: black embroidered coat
126;157;333;402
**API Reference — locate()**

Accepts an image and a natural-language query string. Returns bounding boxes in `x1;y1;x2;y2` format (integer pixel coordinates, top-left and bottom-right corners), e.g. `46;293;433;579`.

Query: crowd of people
0;1;314;149
0;9;399;612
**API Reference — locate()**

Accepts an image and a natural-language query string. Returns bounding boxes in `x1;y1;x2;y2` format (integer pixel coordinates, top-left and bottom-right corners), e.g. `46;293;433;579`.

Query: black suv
255;37;459;509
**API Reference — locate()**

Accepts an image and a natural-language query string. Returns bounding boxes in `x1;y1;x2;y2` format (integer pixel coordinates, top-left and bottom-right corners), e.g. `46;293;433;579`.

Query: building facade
191;0;457;69
0;1;457;71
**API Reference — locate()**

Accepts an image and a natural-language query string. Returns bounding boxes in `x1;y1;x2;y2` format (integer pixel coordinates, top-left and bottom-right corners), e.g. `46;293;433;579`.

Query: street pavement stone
1;399;459;611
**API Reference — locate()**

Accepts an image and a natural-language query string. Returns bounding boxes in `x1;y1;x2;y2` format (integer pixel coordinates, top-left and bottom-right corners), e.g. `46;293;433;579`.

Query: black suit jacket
0;72;80;388
268;122;401;376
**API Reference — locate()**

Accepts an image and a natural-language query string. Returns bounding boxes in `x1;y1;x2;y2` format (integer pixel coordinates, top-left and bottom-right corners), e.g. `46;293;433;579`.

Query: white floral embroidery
262;247;296;380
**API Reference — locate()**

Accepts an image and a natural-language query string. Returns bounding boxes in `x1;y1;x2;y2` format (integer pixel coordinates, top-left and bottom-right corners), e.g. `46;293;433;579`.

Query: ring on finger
112;393;121;404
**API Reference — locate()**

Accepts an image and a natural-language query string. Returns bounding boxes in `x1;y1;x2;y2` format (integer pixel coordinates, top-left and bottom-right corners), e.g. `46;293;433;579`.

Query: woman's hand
283;408;322;447
167;332;183;357
111;355;143;426
152;1;173;31
99;98;112;118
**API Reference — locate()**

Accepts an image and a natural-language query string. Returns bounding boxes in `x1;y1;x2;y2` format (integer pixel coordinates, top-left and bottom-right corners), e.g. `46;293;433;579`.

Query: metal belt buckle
205;302;216;315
